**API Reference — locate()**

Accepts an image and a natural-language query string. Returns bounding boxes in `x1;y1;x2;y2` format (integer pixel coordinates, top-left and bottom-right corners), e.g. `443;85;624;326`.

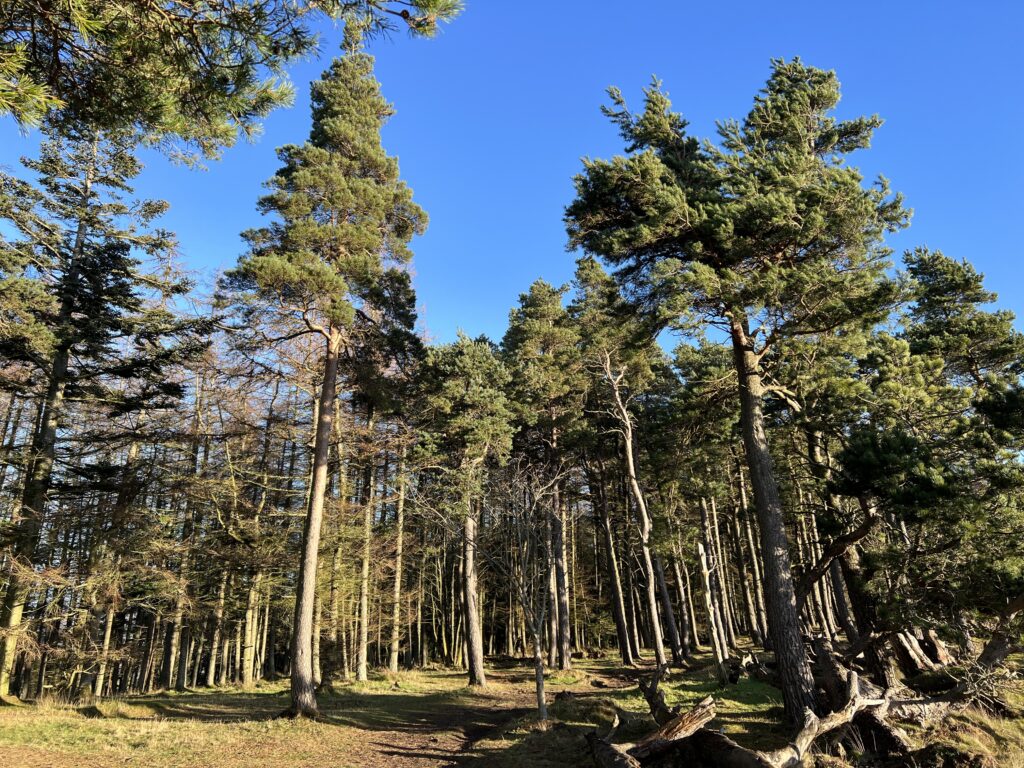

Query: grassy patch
1;657;1020;767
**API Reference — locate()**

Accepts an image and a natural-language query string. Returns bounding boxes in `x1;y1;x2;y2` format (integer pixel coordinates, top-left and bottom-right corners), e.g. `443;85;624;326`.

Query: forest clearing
1;1;1023;766
4;656;1021;767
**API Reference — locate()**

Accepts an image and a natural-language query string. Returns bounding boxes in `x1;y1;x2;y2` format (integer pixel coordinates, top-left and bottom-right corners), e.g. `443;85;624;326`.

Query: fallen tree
587;662;922;768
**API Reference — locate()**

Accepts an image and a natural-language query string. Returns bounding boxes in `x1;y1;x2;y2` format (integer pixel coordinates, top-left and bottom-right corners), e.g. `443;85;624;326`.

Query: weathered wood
760;672;888;768
671;729;775;768
922;629;954;666
586;732;642;768
636;664;678;725
977;592;1024;669
852;709;912;758
626;695;716;760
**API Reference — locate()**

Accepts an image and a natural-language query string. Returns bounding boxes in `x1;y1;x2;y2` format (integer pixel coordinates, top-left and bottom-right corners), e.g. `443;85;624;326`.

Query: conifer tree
1;1;462;156
417;333;514;686
566;59;909;720
502;280;584;670
0;121;202;697
220;37;426;716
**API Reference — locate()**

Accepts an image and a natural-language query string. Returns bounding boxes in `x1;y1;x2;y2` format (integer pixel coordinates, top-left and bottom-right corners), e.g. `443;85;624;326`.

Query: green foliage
221;47;425;347
502;279;585;443
566;58;907;344
0;121;205;409
904;247;1024;387
417;333;514;484
0;1;462;158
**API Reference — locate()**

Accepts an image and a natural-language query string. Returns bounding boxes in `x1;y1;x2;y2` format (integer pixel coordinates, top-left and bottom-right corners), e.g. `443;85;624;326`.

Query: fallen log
609;664;914;768
670;729;775;768
586;732;642;768
626;695;716;761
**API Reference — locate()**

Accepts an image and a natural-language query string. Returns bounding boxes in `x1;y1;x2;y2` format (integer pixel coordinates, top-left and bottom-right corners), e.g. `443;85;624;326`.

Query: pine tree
0;121;203;697
416;333;514;686
219;39;425;716
566;59;909;721
1;1;462;156
502;280;584;670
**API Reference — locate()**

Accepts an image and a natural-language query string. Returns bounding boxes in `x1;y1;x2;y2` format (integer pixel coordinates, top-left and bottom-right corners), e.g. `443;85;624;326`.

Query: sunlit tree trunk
288;330;341;716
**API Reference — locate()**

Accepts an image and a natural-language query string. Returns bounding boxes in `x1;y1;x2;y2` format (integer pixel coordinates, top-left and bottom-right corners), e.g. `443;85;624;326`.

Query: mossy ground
0;651;1020;767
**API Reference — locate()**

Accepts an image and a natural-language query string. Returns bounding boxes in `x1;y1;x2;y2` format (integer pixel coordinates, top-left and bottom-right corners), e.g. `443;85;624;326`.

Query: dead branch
626;695;716;761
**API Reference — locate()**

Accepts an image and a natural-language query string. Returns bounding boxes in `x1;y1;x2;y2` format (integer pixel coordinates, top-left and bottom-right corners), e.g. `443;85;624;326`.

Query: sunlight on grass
0;659;1021;768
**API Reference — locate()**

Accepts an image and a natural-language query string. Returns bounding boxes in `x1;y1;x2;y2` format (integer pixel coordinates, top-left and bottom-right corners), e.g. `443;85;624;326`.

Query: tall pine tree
566;59;909;721
220;37;426;716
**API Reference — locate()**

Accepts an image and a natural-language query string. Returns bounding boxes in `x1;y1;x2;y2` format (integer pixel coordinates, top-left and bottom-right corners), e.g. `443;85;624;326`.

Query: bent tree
566;59;909;722
220;43;426;717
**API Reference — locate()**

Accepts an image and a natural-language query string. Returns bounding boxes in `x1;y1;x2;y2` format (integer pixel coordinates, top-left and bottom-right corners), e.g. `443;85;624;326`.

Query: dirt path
0;661;642;768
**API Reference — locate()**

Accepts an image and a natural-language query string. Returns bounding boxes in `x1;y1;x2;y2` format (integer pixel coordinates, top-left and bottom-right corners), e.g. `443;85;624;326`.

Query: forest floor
1;653;1022;768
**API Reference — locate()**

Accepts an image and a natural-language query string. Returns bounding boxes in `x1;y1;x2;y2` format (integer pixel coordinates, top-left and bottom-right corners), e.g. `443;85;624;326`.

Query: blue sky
2;0;1021;344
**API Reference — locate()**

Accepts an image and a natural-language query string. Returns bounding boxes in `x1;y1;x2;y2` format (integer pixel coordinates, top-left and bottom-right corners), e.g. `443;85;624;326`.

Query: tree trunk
207;572;228;687
532;624;547;720
463;501;486;686
551;489;572;670
729;313;817;722
0;346;70;696
242;572;261;688
595;471;634;666
355;409;377;682
653;555;684;664
698;542;729;685
388;448;407;674
0;140;98;698
288;331;341;716
93;607;115;698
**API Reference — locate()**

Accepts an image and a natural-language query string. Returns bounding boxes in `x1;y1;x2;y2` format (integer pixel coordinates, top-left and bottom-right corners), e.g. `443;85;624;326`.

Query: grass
0;654;1021;767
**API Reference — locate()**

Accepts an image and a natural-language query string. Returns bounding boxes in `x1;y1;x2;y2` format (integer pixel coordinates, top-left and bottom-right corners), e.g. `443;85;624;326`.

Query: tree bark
592;464;634;666
653;555;684;664
388;447;407;674
729;313;817;722
356;408;377;683
463;502;486;686
288;331;341;716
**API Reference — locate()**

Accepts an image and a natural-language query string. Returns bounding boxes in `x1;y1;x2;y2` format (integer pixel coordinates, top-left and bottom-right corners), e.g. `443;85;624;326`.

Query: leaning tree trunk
288;330;341;717
594;468;635;666
0;140;98;698
604;354;667;666
698;541;729;685
729;314;817;722
0;344;70;697
654;555;685;664
977;592;1024;669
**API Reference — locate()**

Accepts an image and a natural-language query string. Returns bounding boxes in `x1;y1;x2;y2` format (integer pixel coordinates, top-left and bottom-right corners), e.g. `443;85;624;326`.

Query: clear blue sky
2;0;1022;343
